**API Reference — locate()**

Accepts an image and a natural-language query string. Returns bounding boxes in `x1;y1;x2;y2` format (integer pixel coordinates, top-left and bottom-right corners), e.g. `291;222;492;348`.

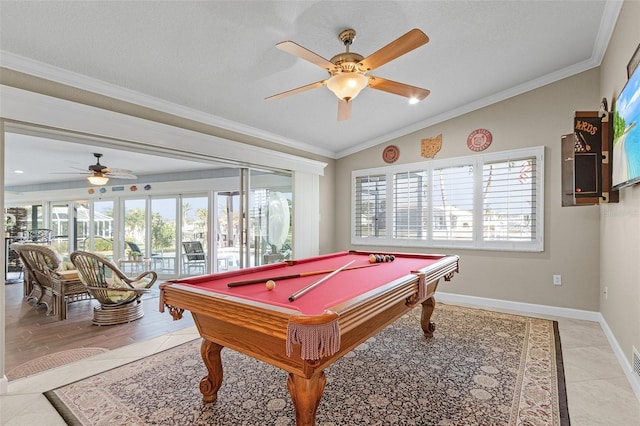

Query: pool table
160;250;459;425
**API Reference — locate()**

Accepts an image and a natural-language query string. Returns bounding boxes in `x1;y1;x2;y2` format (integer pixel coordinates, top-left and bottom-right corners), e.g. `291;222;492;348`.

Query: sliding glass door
88;201;115;259
180;195;208;276
11;170;292;277
151;197;177;275
248;169;292;267
74;202;90;256
50;203;71;256
123;198;147;259
217;191;240;271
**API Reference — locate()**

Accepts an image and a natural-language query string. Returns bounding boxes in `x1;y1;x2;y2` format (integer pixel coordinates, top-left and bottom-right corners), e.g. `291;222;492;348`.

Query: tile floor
1;306;639;425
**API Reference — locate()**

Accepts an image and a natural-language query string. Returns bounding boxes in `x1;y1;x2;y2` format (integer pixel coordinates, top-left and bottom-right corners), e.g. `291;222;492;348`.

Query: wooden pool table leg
199;339;223;403
287;372;326;426
421;296;437;338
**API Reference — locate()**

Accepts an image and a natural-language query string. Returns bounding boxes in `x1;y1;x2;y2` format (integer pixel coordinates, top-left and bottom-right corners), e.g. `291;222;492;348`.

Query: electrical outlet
553;275;562;286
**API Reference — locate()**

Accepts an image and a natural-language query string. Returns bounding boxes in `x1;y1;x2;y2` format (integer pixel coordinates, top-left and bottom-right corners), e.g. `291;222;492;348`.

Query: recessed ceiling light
409;98;420;105
14;170;24;174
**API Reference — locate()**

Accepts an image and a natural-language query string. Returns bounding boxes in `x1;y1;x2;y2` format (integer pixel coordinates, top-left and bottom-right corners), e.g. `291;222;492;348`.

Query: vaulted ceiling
1;1;620;186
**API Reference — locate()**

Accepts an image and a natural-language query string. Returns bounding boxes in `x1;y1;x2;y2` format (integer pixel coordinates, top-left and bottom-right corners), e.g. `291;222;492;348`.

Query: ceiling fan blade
337;99;352;121
358;29;429;72
106;172;137;179
50;172;90;175
105;168;137;179
265;80;326;101
64;166;90;172
106;167;133;174
368;76;431;101
276;41;335;71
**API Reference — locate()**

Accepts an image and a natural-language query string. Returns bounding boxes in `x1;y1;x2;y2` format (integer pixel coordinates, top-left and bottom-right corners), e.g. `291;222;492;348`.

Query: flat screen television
612;64;640;190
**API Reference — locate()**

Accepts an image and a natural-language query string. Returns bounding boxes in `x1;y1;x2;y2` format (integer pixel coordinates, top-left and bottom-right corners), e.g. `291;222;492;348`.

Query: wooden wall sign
421;134;442;158
467;129;492;151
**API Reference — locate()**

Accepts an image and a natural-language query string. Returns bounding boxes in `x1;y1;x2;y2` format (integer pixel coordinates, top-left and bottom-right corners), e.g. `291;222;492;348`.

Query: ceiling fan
266;28;431;121
56;153;137;186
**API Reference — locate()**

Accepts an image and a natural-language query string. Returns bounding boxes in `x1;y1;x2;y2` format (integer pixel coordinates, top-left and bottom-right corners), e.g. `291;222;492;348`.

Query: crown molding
338;57;602;158
337;0;623;159
0;52;336;159
593;1;624;63
0;84;327;176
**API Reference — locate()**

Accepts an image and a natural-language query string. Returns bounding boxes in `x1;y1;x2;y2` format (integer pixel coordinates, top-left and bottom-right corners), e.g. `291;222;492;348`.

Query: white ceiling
0;1;620;186
4;130;227;187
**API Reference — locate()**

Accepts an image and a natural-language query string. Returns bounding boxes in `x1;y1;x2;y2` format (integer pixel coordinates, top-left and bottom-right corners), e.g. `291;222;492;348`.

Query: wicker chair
10;243;91;320
70;250;157;326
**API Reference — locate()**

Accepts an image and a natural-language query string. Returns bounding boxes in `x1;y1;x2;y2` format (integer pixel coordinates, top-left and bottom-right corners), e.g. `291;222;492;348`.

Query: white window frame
351;146;545;252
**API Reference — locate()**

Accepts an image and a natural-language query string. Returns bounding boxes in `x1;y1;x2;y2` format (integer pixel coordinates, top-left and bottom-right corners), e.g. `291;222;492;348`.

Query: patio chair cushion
104;275;154;303
60;257;76;271
44;246;76;272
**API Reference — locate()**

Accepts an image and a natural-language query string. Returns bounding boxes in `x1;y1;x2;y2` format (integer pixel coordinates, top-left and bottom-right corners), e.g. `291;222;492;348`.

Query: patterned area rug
7;348;108;381
45;304;569;425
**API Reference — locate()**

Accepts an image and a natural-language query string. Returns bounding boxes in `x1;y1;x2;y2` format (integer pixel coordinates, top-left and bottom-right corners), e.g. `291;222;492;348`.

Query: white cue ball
266;280;276;290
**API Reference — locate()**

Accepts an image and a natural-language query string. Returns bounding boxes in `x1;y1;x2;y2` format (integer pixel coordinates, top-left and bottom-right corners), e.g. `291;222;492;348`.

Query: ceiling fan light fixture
326;72;368;101
87;174;109;186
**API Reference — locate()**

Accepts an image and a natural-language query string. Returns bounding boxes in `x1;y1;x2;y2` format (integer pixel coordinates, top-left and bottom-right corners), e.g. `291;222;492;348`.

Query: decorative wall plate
383;145;400;163
467;129;492;152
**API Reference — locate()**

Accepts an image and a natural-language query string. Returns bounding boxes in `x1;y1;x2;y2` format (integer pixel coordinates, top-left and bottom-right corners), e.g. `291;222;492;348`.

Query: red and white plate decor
383;145;400;163
467;129;492;152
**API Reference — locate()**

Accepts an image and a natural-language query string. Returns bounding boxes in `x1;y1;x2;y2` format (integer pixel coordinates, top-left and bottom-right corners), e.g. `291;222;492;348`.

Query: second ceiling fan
54;153;137;186
266;28;431;121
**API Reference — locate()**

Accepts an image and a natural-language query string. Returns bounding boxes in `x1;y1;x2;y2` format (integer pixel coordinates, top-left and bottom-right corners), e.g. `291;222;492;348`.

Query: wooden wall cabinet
561;111;619;206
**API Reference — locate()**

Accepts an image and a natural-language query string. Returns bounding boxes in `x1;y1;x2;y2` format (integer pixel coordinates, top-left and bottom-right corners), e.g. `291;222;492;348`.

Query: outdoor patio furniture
10;243;91;320
182;241;206;275
25;228;53;245
70;250;157;326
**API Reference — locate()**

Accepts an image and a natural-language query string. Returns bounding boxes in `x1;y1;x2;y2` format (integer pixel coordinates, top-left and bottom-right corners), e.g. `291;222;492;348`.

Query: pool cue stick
227;263;379;287
288;260;356;302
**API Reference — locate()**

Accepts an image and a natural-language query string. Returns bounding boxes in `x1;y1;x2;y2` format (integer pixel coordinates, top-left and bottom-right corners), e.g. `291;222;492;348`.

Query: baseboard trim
436;292;601;321
436;292;640;402
0;375;8;394
598;314;640;402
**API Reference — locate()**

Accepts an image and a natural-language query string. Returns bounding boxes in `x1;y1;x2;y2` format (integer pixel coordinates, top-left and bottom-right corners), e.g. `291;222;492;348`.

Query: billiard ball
369;254;377;263
266;280;276;290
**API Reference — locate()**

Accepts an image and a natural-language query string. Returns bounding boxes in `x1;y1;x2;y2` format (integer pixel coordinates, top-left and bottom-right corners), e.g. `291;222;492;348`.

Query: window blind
352;147;544;252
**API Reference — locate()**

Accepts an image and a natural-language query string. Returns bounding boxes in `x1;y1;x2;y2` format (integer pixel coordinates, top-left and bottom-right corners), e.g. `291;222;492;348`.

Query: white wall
599;0;640;372
335;68;603;311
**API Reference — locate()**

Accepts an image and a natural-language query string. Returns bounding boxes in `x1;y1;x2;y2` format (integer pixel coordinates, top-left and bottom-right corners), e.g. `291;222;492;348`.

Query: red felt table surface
174;252;443;315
